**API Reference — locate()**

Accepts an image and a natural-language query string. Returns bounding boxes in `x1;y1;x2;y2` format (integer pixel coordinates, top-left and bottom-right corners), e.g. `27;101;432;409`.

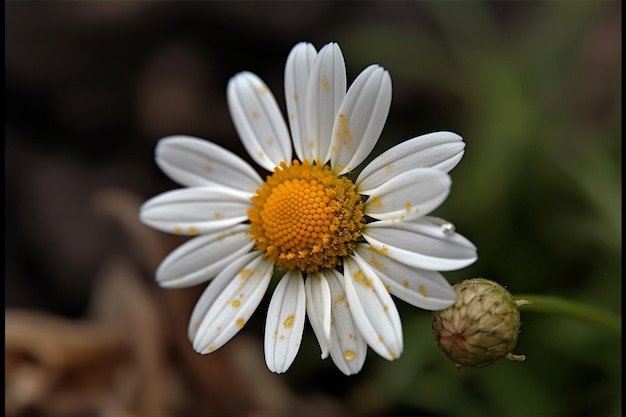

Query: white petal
305;42;346;163
264;270;306;374
324;269;368;376
156;224;255;289
285;42;317;162
192;251;274;354
364;168;451;221
304;271;331;359
343;256;403;362
139;186;251;235
187;250;264;341
227;71;292;171
327;65;392;175
356;132;466;194
155;135;263;193
354;244;457;310
362;218;477;271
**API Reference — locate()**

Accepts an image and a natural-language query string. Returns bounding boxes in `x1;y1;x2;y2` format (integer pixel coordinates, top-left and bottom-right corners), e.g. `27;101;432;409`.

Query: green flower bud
432;278;527;368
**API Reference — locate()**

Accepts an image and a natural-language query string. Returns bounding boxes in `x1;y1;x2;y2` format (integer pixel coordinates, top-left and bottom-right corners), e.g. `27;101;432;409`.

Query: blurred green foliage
292;2;621;416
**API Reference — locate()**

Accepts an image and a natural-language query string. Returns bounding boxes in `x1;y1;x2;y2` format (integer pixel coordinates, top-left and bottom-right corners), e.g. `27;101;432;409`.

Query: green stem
514;294;621;334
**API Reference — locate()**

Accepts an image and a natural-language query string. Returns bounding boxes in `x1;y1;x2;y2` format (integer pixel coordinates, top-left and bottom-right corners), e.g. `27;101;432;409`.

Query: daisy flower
139;41;477;375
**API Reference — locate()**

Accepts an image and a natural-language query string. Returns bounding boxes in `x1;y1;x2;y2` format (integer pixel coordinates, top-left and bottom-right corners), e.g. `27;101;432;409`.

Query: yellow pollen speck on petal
259;151;265;159
370;255;385;272
240;269;254;279
344;350;355;361
189;227;199;235
192;321;200;328
370;196;381;207
293;93;299;101
384;305;389;312
405;202;412;212
290;113;296;120
385;284;391;292
419;284;429;298
378;336;384;343
231;300;241;308
334;294;345;304
257;84;268;93
385;164;392;172
236;318;245;328
280;335;286;340
354;270;373;286
247;159;364;272
251;111;260;119
348;333;355;340
214;213;223;219
321;80;330;89
173;227;182;235
403;280;409;288
267;137;275;145
208;344;216;352
204;163;212;172
283;315;295;328
335;113;354;153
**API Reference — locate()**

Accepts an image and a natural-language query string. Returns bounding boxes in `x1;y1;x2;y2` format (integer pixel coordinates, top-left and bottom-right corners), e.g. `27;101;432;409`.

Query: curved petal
264;270;306;374
305;271;331;359
187;250;264;341
284;42;317;162
356;132;466;194
192;251;274;354
343;256;403;362
362;218;478;271
325;269;368;376
227;71;292;171
155;135;263;193
156;224;255;289
354;244;456;310
327;65;392;175
364;168;451;221
139;186;251;235
305;42;346;163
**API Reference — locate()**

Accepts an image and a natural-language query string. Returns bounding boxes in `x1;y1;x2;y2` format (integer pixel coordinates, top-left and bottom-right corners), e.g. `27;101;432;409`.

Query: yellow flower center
248;160;364;272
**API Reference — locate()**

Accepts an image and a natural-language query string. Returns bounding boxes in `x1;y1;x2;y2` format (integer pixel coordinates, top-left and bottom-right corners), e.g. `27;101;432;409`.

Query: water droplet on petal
427;216;456;235
441;222;455;235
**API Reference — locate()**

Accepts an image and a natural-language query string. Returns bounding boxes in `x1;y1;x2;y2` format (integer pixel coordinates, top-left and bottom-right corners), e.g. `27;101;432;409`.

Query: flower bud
432;278;526;368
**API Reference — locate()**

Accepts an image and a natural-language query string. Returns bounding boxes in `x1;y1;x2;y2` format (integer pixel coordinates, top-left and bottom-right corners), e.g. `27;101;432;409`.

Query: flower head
139;41;477;375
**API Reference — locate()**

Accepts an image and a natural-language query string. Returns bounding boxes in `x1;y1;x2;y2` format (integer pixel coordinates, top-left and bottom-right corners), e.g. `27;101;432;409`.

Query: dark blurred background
5;1;621;417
